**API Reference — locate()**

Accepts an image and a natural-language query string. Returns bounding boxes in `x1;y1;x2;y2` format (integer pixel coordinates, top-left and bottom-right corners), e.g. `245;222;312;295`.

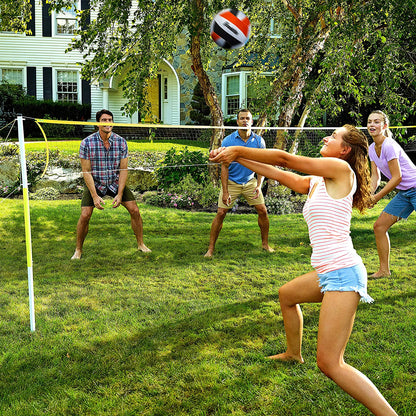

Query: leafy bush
0;143;19;156
144;192;194;209
155;147;209;189
170;174;218;207
0;184;20;197
265;196;298;215
31;187;61;200
0;83;91;138
145;174;219;210
26;152;49;190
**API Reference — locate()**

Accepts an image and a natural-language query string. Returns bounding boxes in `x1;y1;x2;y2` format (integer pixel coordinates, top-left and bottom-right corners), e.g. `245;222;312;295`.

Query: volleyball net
1;115;416;332
2;117;416;195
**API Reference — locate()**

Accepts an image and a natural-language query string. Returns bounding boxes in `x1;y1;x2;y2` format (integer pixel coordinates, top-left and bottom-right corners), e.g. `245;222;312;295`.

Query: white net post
17;115;36;332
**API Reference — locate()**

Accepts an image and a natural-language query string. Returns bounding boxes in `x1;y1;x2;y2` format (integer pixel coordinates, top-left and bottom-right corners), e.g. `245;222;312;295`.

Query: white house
0;1;278;126
0;0;180;125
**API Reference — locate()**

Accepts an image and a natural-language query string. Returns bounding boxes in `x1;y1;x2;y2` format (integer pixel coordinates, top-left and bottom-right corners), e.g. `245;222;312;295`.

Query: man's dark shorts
81;186;135;206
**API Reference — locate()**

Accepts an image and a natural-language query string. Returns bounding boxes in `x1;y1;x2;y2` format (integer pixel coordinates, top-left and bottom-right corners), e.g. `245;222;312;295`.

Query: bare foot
263;245;275;253
71;249;82;260
138;244;151;253
204;249;214;258
267;352;304;363
369;270;391;278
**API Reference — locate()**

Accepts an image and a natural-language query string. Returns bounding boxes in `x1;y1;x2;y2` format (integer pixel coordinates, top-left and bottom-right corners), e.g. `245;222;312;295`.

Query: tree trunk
189;0;223;184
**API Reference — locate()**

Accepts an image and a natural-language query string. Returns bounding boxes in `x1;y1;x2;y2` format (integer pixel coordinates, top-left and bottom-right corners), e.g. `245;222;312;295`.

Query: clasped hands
209;146;238;164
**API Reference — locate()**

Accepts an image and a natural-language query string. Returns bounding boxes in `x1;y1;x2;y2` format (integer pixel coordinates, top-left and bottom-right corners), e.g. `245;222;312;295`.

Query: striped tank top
302;175;362;274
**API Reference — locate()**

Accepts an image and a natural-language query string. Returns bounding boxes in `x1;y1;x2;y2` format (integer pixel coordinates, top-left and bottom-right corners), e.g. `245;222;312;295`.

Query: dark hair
96;109;114;122
341;124;372;213
237;108;252;118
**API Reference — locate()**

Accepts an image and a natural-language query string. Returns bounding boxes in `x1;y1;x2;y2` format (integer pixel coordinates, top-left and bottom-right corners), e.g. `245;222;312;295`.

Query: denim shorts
318;263;374;303
384;187;416;219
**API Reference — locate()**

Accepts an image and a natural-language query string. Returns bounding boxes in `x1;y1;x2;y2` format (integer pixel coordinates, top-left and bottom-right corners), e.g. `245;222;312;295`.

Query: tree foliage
47;0;416;143
0;0;32;33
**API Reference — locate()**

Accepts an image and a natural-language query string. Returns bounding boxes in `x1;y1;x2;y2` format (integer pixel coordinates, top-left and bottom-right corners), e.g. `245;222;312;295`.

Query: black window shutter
27;0;36;36
42;0;52;37
43;67;53;100
27;67;37;97
81;0;90;29
82;79;91;105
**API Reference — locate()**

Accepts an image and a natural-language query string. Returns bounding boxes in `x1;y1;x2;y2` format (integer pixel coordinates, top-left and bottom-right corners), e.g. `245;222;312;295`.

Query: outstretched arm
210;146;349;181
238;158;311;194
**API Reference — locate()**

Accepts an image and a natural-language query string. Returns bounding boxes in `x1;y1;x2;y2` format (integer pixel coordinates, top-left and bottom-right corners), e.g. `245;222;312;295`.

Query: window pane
227;96;240;116
57;70;78;103
226;76;239;95
1;68;23;85
56;3;78;34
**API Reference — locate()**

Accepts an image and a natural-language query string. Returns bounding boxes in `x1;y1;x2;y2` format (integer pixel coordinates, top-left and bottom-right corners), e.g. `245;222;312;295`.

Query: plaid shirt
79;131;128;194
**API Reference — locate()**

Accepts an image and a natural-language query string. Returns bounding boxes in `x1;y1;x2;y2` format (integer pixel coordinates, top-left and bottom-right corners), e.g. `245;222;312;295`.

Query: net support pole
17;115;36;332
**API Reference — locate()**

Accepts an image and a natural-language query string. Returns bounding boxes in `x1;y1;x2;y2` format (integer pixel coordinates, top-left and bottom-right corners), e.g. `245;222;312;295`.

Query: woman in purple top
367;110;416;277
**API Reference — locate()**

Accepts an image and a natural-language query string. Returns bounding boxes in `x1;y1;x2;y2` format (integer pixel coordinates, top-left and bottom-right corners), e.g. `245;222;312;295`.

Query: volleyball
210;9;251;50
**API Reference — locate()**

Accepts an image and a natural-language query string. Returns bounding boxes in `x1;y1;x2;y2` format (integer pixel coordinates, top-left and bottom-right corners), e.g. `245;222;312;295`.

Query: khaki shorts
218;178;265;209
81;186;135;206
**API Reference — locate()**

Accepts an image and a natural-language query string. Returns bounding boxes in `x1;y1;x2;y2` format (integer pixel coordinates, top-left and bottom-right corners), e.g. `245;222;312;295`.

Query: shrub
145;174;219;210
0;184;21;197
31;187;61;200
155;147;209;189
265;196;297;215
144;192;194;209
170;174;218;208
0;143;19;156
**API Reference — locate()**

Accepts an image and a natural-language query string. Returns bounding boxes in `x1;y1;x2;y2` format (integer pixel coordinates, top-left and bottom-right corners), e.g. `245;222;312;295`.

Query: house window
57;70;78;102
225;75;240;116
0;68;23;85
222;72;274;117
55;1;79;35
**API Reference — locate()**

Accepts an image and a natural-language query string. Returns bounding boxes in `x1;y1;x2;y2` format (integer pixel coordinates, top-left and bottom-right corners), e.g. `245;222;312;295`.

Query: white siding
0;1;180;125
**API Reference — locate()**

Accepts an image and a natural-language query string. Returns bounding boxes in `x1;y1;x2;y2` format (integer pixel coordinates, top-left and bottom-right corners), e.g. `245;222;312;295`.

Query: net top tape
30;118;416;130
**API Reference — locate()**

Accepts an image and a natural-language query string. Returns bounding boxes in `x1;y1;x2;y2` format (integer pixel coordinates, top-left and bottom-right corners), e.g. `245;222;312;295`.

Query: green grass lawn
23;139;209;154
0;198;414;415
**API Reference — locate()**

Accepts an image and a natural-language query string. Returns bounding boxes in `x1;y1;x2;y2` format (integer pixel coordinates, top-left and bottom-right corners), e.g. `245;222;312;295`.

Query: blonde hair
341;124;372;213
369;110;393;139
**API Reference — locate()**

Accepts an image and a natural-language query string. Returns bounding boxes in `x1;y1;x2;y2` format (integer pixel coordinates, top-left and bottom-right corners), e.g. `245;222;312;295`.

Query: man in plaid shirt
71;109;151;259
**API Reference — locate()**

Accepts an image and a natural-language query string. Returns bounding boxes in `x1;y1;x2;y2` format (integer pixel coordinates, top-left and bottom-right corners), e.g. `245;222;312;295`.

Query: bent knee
278;285;295;306
373;220;388;234
316;352;339;379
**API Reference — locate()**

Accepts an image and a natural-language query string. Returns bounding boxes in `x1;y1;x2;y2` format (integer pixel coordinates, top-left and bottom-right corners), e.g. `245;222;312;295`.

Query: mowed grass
0;198;415;415
23;139;209;154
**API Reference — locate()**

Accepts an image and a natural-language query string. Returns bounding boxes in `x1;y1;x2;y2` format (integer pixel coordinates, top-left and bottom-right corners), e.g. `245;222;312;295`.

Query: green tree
0;0;32;33
242;0;416;142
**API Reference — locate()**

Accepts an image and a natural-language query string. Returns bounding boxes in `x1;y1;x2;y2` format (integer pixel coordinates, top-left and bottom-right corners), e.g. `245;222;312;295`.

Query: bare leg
71;206;94;259
204;208;228;257
268;271;323;362
316;291;397;415
371;212;398;277
123;201;151;253
255;204;274;252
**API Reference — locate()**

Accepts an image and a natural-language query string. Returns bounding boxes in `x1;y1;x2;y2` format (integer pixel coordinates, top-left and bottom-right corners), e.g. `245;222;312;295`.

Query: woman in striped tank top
209;125;397;415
